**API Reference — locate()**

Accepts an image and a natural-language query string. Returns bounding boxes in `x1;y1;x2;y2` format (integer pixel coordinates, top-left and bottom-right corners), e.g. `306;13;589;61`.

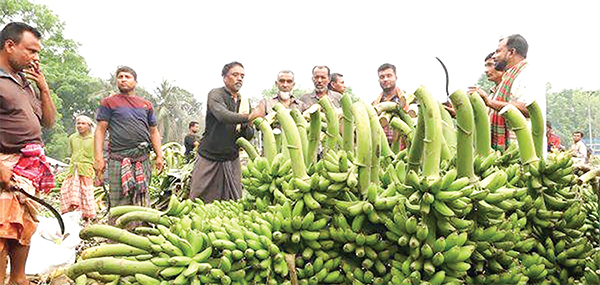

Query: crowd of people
0;21;593;284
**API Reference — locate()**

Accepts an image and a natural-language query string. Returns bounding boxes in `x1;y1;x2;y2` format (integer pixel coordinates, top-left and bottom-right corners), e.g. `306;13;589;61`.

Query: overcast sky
35;0;600;105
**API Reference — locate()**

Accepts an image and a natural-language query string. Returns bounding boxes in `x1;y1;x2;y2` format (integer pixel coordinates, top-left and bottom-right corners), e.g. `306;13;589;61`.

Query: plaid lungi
60;169;97;219
106;149;151;208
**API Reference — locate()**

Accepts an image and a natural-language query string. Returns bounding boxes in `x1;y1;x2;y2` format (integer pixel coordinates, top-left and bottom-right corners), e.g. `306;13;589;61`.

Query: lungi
189;156;242;203
60;169;97;219
0;153;38;251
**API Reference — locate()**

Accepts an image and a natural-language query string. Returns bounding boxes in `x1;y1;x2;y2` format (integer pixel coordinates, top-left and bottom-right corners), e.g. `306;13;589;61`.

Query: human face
312;67;329;93
224;65;245;93
5;31;41;73
276;72;295;93
573;133;582;143
493;38;511;71
76;120;90;135
190;124;200;134
378;68;397;92
331;76;346;93
116;71;137;93
484;59;503;84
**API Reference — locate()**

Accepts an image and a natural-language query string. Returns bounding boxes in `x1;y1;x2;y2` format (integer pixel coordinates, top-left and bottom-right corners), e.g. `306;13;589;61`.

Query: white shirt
510;63;547;157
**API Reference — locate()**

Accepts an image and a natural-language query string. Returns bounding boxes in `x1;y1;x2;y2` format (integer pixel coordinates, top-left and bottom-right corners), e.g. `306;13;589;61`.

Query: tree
476;73;497;95
152;80;203;144
546;86;600;147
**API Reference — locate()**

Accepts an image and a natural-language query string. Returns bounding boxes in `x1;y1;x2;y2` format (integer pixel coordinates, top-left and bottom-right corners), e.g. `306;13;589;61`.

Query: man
328;72;346;94
255;70;305;118
0;22;56;285
190;62;263;203
184;121;201;160
571;131;588;168
299;66;342;109
372;63;408;108
94;66;164;213
60;115;96;222
546;121;563;152
372;63;409;150
478;34;546;152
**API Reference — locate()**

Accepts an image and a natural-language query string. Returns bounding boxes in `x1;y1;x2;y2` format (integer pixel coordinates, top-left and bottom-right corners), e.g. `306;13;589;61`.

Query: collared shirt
299;90;342;111
262;94;305;115
0;68;42;153
372;87;408;111
199;87;251;162
96;93;157;153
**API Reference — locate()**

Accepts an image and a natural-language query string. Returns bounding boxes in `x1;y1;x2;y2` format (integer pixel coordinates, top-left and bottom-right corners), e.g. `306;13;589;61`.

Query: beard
118;85;134;93
495;59;508;71
279;92;291;100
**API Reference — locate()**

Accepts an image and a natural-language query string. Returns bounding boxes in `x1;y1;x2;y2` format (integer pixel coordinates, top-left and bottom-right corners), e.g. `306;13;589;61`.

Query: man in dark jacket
189;62;263;202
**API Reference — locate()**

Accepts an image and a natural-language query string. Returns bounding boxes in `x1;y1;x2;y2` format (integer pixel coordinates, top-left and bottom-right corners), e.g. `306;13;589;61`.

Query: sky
34;0;600;106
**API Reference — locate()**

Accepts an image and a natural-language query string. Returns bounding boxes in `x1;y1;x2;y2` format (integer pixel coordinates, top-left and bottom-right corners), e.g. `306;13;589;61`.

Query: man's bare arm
150;126;164;173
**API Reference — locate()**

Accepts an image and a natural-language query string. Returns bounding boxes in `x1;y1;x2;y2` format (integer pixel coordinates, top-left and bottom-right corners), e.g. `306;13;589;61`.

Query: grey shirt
299;90;342;111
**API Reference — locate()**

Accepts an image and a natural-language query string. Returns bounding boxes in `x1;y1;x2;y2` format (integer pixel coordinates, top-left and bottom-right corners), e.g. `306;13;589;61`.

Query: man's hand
248;107;265;122
155;155;165;173
24;60;50;94
0;162;12;190
93;157;105;179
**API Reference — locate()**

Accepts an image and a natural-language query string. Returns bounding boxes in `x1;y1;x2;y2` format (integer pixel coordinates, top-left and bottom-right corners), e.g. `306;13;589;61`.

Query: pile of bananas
67;87;600;284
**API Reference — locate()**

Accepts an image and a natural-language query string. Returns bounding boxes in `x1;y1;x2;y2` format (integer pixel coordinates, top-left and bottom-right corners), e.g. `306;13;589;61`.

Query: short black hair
573;131;584;137
0;22;42;49
504;34;528;58
312;65;330;77
377;63;396;74
485;52;495;61
329;73;343;90
189;121;199;128
222;61;244;77
116;66;137;81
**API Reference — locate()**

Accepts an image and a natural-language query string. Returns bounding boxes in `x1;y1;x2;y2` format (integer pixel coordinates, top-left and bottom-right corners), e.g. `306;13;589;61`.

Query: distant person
184;121;201;160
478;34;545;152
299;66;342;109
571;131;589;168
255;70;305;119
189;62;263;203
546;121;563;152
94;66;164;213
328;72;346;94
60;115;96;222
372;63;409;151
0;22;57;285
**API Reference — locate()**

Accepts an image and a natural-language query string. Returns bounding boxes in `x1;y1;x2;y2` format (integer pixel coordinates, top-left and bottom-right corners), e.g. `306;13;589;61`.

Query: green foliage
152;80;203;144
546;85;600;147
476;73;496;95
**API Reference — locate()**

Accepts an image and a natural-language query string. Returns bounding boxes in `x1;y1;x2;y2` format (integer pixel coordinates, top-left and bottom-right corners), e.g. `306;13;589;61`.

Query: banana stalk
290;109;309;163
306;104;322;166
351;101;372;194
364;101;382;184
319;96;341;154
526;101;544;159
274;103;308;180
439;102;457;154
389;116;413;141
415;86;443;180
340;94;355;152
253;117;277;164
236;137;259;160
449;89;475;180
468;91;492;156
407;104;425;174
65;257;161;280
499;105;538;165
